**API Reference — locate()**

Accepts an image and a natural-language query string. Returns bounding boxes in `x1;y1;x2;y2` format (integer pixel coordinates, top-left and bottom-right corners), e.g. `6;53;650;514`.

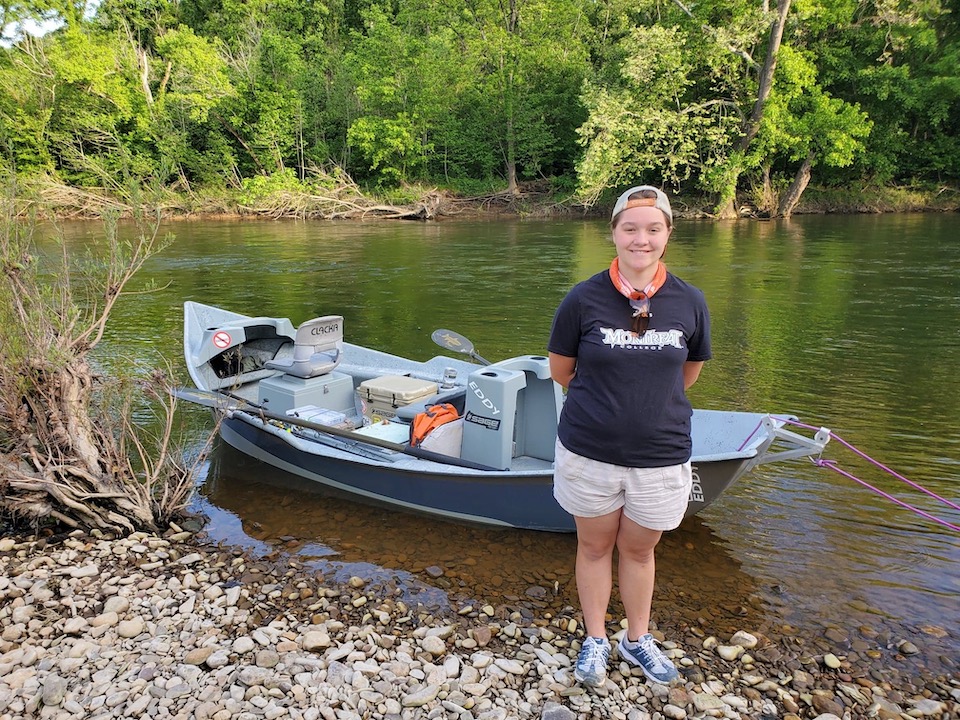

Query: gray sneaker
574;636;611;687
617;633;680;684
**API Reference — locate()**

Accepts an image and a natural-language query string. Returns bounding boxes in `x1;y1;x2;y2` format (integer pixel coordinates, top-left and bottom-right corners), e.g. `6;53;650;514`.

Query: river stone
302;631;331;651
326;660;351;687
494;658;525;675
722;694;749;711
11;607;33;624
540;702;576;720
472;626;493;647
90;611;119;628
717;645;743;661
62;618;89;635
185;647;215;665
422;635;446;656
69;564;99;578
663;704;687;720
205;649;230;669
812;692;845;716
693;693;726;712
730;630;758;649
824;627;848;644
823;653;842;669
402;684;440;707
41;675;68;706
256;650;280;668
668;687;689;706
118;618;144;638
238;666;271;686
233;636;256;654
911;699;945;716
103;596;130;614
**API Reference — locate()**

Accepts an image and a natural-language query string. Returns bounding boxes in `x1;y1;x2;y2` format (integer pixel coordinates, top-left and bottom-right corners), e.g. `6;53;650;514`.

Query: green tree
457;0;589;192
755;45;870;216
812;0;959;184
576;21;743;204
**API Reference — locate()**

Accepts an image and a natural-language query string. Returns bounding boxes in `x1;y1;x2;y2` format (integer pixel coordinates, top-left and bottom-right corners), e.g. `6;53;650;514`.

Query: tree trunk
716;197;737;219
503;63;519;195
777;151;814;217
502;0;519;195
505;118;518;195
738;0;792;153
716;0;792;218
760;164;776;216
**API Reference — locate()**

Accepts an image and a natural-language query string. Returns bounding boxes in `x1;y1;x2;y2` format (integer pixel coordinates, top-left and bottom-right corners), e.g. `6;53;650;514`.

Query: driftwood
238;189;446;220
12;173;561;222
1;199;205;532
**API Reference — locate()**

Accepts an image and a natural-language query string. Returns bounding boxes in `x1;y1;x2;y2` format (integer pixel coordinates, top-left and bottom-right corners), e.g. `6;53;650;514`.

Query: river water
56;212;959;676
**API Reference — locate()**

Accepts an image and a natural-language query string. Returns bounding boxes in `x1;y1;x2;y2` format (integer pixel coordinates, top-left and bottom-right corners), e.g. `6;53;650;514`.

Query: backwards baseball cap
611;185;673;225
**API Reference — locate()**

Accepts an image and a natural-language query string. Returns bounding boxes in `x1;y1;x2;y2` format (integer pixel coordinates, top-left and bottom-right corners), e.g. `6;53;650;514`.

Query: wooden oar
173;387;499;472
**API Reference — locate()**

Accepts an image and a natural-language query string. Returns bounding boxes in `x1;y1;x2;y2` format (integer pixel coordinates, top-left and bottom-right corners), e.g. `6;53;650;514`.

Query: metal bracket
751;416;831;467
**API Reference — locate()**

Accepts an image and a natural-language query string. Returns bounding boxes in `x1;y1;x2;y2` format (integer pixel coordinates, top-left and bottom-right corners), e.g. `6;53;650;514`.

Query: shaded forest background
1;0;959;218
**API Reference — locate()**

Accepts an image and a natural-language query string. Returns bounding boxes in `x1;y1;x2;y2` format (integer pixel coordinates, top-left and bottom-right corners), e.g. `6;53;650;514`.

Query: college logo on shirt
600;327;684;350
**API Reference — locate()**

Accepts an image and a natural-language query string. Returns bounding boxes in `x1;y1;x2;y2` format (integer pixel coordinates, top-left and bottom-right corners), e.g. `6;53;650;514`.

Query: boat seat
265;315;343;379
393;388;467;423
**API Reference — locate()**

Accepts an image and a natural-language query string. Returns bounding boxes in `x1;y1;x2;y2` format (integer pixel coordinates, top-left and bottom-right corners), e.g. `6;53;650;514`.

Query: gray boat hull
220;415;752;532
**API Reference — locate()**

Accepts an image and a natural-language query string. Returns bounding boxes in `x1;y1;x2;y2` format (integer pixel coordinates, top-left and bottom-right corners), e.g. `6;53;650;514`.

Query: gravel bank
1;527;957;720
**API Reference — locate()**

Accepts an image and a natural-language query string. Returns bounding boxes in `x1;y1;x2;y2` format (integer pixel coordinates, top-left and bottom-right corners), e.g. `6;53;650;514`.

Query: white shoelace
636;634;669;670
580;638;609;672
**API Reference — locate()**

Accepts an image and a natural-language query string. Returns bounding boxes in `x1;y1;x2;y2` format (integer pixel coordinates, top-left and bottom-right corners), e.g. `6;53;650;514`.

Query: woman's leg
574;510;623;638
615;515;663;638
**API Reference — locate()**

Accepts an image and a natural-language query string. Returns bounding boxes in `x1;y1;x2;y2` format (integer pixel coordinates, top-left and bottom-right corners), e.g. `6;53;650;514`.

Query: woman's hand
549;352;577;389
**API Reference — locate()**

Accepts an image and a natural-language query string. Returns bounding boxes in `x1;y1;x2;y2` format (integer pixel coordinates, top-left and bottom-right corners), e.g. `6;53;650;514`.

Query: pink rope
772;416;960;512
736;415;959;532
736;419;765;453
813;459;960;533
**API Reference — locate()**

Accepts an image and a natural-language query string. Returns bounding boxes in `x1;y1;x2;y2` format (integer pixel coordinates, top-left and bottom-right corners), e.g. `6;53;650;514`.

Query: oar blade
431;328;475;355
172;386;239;410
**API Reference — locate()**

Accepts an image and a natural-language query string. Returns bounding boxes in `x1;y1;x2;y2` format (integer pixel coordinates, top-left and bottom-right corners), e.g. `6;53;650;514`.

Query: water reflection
196;440;767;634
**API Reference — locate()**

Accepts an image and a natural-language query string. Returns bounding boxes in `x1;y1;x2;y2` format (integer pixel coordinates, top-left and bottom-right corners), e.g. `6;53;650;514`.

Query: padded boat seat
393;387;467;422
265;315;343;378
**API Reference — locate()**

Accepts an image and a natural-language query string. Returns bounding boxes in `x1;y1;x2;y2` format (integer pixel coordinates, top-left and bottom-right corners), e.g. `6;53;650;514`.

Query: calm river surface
57;212;959;675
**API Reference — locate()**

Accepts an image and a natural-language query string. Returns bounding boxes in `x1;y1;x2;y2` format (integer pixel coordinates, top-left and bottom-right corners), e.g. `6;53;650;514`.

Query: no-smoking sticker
212;331;231;349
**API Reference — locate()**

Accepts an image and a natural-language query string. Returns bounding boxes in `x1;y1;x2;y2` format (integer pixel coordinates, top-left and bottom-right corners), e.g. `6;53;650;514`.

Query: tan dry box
357;375;438;423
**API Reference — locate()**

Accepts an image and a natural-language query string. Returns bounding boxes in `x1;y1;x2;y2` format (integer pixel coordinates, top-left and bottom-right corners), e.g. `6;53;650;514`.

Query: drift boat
180;301;828;532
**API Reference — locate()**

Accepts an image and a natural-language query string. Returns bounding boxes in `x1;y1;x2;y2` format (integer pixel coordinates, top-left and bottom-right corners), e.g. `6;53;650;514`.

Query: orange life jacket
411;403;459;447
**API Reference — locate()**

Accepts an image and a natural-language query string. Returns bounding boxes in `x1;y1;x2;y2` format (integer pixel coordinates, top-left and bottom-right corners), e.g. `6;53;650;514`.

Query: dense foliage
1;0;958;215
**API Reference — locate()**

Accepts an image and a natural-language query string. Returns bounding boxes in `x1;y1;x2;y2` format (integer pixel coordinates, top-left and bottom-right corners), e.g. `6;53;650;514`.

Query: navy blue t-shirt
548;270;711;467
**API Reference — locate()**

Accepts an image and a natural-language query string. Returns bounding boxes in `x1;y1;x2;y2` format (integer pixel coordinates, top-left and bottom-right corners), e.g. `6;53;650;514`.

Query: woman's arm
549;352;577;389
683;360;704;390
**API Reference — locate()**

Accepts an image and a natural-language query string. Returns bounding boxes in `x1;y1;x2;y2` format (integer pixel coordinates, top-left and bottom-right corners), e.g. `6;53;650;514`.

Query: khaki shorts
553;439;692;531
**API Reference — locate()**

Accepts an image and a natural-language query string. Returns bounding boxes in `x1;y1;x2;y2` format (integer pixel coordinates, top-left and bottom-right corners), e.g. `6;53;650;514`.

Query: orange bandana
609;258;667;326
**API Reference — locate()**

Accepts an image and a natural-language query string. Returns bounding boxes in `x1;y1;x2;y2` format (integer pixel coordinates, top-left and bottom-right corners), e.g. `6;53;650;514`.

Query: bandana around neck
608;257;667;320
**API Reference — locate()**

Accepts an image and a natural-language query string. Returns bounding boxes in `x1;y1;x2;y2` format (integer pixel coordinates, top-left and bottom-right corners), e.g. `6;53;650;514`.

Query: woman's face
612;205;672;277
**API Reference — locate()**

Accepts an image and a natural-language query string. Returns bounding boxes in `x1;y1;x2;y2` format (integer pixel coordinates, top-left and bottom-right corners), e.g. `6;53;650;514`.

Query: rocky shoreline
1;526;957;720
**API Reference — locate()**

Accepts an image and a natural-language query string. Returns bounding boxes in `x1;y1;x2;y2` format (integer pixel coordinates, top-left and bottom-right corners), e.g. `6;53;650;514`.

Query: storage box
258;371;355;415
286;405;348;427
357;375;438;422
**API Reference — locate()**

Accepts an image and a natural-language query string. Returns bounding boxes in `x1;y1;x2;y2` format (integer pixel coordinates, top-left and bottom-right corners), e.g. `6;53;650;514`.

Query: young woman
548;186;711;687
